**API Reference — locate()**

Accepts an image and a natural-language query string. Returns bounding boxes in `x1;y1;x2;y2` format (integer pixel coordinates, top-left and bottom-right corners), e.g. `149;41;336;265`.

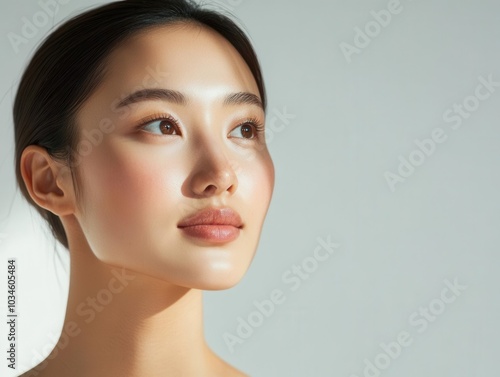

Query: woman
15;0;274;376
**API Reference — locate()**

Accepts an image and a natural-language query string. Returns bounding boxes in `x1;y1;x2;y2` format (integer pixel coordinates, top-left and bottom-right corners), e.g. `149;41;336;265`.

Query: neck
30;233;233;377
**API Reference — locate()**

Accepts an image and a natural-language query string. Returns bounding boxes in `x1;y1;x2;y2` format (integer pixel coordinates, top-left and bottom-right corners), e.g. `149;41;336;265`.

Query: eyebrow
116;88;264;111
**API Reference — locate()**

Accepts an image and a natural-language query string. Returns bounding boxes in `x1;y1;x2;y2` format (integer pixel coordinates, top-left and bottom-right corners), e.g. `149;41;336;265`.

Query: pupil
160;121;173;134
242;124;253;138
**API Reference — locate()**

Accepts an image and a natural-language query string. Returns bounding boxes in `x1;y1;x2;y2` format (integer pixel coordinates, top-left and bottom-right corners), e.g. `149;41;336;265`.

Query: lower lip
178;225;241;243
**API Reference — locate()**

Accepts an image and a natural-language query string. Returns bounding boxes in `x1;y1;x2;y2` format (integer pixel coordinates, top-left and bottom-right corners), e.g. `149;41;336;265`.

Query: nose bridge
189;125;238;196
199;134;232;174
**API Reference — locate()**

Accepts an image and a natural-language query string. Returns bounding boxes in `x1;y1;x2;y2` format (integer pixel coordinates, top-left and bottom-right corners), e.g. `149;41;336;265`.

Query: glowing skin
20;22;274;377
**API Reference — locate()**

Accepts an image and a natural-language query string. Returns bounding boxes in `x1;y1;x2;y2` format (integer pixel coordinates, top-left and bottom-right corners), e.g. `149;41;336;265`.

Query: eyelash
136;113;265;140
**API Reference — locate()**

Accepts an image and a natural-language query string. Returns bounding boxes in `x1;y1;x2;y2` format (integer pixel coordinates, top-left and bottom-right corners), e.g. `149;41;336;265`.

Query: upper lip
177;207;243;228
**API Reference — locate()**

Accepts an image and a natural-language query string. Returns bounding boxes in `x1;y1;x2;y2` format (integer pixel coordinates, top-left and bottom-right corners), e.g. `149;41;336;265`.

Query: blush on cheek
89;147;181;225
78;147;144;223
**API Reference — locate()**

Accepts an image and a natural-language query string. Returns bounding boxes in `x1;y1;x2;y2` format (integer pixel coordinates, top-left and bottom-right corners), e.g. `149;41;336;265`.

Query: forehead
99;22;259;97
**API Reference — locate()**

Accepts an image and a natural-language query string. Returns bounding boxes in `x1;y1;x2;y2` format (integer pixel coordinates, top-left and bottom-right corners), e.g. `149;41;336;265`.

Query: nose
188;140;238;197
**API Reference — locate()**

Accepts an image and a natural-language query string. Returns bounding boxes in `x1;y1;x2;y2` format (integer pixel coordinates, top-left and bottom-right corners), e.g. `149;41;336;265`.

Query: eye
229;118;265;140
139;115;180;136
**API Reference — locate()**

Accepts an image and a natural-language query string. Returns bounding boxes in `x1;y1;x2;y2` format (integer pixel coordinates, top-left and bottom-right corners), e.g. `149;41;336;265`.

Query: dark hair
13;0;266;249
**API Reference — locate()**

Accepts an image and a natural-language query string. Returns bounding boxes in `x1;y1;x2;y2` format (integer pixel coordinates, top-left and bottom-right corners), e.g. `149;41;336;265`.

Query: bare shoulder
17;359;56;377
18;367;45;377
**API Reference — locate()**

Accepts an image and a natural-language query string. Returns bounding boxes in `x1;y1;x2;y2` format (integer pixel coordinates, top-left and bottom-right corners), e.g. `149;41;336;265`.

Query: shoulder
18;360;54;377
18;368;42;377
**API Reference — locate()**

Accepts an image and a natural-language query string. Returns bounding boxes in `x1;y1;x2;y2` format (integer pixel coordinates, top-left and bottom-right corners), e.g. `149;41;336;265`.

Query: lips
177;207;243;243
177;207;243;228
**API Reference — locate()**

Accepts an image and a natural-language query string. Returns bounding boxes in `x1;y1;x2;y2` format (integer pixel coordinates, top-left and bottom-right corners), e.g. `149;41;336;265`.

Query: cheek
72;138;275;288
238;151;275;230
243;151;275;200
76;142;182;260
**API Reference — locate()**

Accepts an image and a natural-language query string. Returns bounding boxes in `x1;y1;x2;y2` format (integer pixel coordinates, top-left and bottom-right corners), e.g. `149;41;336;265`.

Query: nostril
203;184;217;196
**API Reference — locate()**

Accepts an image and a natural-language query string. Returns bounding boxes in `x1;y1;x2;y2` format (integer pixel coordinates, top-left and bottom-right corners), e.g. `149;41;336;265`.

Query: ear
20;145;76;216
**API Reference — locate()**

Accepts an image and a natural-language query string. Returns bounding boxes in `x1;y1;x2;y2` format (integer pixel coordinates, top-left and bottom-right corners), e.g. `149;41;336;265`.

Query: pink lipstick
177;207;243;243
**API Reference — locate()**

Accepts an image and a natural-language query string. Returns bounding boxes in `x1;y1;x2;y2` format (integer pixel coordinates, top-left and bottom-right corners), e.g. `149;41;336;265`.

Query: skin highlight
19;22;274;377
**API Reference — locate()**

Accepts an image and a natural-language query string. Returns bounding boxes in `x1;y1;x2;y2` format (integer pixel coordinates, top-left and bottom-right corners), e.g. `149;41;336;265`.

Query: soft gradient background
0;0;499;376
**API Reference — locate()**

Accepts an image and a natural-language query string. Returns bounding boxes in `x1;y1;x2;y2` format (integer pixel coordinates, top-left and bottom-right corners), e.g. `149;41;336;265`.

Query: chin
109;260;249;291
179;266;249;291
194;275;244;291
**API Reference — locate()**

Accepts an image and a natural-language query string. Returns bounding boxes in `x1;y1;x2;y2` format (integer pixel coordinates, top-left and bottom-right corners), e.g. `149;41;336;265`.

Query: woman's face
72;23;274;289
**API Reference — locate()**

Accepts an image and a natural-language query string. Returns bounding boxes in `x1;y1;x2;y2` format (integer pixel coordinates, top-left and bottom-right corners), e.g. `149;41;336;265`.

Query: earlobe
20;145;76;216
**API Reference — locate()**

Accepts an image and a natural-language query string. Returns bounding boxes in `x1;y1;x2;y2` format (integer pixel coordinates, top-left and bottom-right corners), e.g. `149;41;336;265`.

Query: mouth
177;207;243;243
178;224;241;243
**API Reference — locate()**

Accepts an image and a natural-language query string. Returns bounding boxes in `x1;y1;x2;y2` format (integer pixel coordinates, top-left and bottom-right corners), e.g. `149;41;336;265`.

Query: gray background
0;0;499;376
